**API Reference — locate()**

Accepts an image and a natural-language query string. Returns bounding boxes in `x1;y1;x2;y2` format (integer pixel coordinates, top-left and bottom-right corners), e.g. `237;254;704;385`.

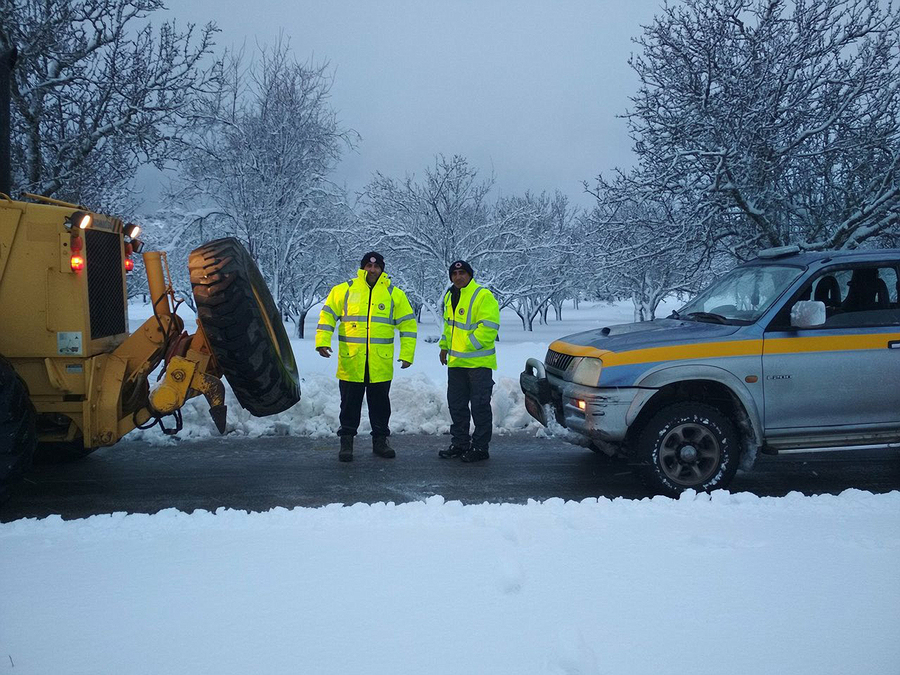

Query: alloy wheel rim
658;422;721;486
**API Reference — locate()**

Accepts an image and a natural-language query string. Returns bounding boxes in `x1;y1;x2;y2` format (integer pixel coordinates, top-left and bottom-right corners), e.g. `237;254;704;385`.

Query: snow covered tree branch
0;0;219;209
627;0;900;255
171;39;358;336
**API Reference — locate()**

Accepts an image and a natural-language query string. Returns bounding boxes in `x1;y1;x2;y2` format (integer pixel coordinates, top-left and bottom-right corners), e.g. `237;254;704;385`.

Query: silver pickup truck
520;247;900;495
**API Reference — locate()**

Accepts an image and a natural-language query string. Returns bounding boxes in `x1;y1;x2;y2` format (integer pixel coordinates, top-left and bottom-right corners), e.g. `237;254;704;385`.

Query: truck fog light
577;400;586;411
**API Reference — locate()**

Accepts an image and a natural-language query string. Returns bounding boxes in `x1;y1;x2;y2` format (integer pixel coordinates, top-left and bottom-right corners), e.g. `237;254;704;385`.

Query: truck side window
825;265;900;327
769;264;900;331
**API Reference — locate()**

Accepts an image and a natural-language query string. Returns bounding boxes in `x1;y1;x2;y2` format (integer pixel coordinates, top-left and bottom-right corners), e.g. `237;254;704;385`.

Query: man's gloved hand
316;346;332;358
439;349;448;366
399;359;412;369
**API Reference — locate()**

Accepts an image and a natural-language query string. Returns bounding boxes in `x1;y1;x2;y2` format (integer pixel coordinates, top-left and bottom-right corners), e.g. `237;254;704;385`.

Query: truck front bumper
520;358;642;442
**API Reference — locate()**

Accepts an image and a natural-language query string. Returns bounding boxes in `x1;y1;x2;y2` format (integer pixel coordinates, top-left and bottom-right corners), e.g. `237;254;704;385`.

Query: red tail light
124;257;134;272
70;255;85;271
70;234;83;252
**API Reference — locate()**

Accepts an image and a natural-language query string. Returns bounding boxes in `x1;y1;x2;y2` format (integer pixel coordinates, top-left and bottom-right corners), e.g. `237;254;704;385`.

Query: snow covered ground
2;492;898;674
2;299;898;674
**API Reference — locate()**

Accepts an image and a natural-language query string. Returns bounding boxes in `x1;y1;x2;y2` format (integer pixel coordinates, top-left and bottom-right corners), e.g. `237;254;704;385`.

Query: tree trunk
296;309;309;339
527;301;547;332
515;308;528;330
632;293;649;322
553;299;564;321
632;291;663;322
646;293;663;321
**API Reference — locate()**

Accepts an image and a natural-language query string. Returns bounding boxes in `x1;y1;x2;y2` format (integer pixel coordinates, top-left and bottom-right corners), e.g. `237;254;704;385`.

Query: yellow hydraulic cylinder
143;251;171;317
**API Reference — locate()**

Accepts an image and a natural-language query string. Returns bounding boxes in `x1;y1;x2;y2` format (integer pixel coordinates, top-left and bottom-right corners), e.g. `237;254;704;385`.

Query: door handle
888;340;900;349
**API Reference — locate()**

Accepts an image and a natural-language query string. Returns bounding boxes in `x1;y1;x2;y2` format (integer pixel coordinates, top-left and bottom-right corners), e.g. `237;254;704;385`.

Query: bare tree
172;39;357;332
628;0;900;255
0;0;218;207
586;174;714;320
488;192;576;331
360;155;497;323
280;202;359;338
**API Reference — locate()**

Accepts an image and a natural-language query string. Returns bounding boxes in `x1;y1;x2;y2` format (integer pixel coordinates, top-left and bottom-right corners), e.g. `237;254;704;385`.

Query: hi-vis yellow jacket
439;281;500;369
316;271;417;383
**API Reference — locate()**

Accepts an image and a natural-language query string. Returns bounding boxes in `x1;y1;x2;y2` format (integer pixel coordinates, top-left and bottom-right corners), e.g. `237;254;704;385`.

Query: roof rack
758;244;801;259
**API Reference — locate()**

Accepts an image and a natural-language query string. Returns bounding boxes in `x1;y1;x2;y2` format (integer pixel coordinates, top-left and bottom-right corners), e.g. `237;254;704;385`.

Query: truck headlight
571;357;602;386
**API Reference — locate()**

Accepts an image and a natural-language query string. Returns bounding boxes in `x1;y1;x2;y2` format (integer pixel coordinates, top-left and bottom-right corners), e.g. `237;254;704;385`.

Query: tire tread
188;238;300;416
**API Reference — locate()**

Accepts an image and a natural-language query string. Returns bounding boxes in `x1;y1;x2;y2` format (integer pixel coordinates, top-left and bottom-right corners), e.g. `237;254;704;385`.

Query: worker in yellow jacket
316;252;417;462
438;260;500;462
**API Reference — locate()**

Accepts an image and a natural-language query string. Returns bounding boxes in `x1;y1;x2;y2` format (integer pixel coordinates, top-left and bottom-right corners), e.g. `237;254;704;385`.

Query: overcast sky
148;0;667;209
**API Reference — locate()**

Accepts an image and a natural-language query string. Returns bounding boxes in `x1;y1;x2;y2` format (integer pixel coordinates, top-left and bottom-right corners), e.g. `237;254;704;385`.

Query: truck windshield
676;264;804;324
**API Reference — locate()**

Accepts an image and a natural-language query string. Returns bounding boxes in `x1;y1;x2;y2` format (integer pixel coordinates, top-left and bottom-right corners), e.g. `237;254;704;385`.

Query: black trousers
338;377;391;437
447;366;494;450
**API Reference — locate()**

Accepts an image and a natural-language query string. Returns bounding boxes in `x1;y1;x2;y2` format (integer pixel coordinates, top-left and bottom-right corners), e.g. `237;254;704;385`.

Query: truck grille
545;349;575;372
85;229;127;339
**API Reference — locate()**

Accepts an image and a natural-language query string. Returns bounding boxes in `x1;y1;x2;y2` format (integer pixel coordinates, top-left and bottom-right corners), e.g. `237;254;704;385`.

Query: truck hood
552;318;743;355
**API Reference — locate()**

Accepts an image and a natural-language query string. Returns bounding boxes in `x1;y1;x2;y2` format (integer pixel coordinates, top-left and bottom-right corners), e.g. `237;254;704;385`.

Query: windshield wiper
684;311;729;324
668;309;681;319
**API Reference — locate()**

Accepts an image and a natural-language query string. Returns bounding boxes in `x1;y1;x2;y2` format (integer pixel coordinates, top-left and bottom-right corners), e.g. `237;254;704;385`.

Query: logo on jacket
458;308;464;315
378;303;385;310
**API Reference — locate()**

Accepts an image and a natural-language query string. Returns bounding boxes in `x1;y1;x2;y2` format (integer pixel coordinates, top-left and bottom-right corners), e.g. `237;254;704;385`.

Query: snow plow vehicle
0;48;300;497
521;247;900;495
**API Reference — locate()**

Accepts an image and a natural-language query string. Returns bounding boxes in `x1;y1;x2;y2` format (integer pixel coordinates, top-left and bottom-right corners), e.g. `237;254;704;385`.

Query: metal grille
545;349;575;372
85;229;127;339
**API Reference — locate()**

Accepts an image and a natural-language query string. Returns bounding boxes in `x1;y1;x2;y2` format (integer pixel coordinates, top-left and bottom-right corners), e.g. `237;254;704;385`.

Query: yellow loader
0;48;300;496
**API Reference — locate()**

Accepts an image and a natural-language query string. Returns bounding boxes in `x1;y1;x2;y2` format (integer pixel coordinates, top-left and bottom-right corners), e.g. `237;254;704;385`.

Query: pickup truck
520;246;900;495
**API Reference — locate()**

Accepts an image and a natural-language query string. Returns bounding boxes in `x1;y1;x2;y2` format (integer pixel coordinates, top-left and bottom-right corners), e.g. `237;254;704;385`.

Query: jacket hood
554;318;743;354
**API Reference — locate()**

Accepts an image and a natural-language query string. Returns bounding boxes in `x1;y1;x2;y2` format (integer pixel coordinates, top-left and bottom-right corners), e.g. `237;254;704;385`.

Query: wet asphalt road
2;433;899;522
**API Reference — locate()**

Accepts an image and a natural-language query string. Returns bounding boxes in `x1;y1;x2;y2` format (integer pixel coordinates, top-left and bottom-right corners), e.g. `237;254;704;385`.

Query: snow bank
2;490;898;674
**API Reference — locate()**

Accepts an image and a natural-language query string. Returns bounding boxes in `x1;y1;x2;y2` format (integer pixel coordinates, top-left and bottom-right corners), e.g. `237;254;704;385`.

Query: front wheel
636;402;739;496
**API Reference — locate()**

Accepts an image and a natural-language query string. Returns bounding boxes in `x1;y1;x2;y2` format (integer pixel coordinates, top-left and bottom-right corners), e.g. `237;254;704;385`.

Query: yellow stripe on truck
550;332;900;367
763;333;900;354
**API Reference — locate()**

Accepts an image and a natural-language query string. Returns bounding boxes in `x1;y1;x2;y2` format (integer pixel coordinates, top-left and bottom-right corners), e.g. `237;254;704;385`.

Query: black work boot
438;443;469;459
372;436;396;459
339;436;353;462
461;447;489;463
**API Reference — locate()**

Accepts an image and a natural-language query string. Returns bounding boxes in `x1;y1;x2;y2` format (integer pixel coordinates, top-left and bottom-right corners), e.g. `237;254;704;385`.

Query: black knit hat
448;259;474;280
360;251;385;271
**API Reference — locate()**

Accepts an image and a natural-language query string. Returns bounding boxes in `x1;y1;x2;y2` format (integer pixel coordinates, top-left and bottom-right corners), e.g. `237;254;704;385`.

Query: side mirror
791;300;826;328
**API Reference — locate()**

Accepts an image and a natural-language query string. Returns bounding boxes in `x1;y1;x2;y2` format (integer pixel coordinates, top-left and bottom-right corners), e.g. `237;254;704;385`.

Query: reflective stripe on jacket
315;271;417;383
438;280;499;369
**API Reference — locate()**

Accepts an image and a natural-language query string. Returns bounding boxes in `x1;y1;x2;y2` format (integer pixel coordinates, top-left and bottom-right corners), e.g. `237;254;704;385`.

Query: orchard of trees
2;0;898;330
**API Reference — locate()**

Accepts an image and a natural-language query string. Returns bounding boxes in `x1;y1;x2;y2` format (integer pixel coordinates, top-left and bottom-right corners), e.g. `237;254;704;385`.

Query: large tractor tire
0;356;37;500
188;238;301;416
